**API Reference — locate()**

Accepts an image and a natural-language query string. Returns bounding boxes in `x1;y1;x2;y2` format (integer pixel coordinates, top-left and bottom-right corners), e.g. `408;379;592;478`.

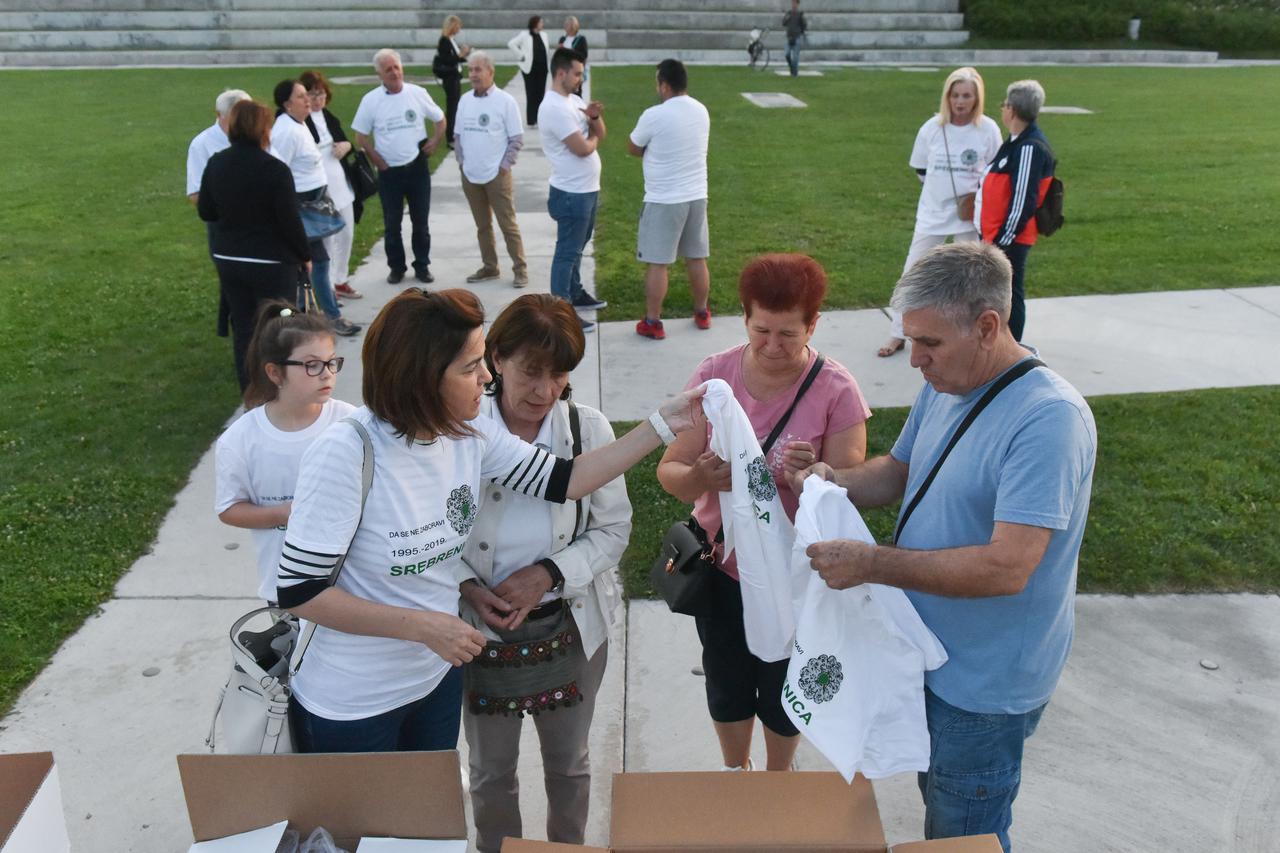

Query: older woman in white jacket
458;293;630;853
507;16;553;126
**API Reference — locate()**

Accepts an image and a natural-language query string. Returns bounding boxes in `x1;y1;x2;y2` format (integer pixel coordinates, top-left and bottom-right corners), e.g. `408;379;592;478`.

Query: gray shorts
636;199;709;265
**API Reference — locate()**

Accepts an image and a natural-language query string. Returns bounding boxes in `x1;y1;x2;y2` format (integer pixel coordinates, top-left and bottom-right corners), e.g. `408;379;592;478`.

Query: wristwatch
537;558;565;594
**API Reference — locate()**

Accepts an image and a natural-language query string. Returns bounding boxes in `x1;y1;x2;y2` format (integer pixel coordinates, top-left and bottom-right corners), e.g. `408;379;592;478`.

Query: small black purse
649;516;720;617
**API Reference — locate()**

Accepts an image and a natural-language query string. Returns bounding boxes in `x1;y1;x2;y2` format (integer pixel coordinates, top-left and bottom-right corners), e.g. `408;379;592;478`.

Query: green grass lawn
591;65;1280;320
0;64;1276;716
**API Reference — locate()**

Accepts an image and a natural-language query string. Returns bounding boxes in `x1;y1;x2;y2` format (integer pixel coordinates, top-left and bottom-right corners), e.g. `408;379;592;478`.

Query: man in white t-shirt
187;88;250;205
352;48;446;285
454;51;528;288
627;60;711;341
537;47;608;332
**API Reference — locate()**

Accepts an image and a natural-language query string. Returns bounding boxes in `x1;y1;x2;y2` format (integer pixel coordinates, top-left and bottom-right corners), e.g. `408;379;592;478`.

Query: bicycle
747;28;771;71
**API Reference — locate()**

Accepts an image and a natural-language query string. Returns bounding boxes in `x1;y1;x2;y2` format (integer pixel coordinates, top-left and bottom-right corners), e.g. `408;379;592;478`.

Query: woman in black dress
434;14;470;146
507;16;550;126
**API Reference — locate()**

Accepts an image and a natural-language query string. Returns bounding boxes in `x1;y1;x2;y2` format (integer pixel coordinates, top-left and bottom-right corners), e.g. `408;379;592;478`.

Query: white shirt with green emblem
351;83;446;168
279;407;568;720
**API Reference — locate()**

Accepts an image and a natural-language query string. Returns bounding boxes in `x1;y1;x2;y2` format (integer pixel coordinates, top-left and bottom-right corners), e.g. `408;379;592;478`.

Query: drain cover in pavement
742;92;808;108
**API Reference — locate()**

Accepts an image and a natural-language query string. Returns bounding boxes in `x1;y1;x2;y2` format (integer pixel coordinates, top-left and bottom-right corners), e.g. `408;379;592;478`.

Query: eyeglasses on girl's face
279;357;344;376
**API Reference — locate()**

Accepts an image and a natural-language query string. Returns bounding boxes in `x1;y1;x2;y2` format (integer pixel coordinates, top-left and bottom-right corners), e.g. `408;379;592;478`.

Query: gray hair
1005;79;1045;123
373;48;401;71
891;242;1013;330
214;89;250;116
467;50;494;72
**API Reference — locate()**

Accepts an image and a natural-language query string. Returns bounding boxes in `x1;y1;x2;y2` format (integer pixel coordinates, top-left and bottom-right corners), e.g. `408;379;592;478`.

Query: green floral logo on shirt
799;654;843;704
404;109;417;123
446;485;476;535
746;455;777;503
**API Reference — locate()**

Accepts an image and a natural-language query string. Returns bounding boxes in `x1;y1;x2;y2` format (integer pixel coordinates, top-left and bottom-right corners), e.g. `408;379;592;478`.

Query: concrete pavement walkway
1;76;1277;852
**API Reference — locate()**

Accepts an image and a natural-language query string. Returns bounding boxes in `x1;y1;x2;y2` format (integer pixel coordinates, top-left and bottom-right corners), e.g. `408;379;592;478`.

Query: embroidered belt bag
466;601;583;717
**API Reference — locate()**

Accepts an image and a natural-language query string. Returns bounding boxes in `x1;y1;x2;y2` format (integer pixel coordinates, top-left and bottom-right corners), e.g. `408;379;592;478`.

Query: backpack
1032;140;1064;236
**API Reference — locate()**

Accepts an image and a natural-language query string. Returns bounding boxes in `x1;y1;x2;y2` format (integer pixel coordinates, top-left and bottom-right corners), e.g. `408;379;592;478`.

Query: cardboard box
501;771;1001;853
0;752;71;853
177;751;467;851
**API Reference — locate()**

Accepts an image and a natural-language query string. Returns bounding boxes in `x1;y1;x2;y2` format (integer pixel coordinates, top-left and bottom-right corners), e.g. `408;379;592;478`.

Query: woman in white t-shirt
279;288;705;754
215;302;356;603
300;69;362;303
879;67;1002;357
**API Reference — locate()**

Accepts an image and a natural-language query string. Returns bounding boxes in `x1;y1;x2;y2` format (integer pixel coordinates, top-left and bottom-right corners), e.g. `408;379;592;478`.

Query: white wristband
648;411;677;445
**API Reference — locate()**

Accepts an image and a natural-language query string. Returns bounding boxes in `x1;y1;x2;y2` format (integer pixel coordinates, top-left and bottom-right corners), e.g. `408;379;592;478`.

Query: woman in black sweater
434;15;471;146
198;100;310;392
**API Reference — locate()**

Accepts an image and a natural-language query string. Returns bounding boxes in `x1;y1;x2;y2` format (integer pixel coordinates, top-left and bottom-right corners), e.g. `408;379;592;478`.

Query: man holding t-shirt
538;47;607;331
353;48;446;285
628;59;711;340
798;242;1096;853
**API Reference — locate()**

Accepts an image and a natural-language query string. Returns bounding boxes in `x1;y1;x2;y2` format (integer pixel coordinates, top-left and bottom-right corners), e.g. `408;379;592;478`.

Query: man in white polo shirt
627;59;711;340
455;51;528;288
186;88;250;205
538;47;607;331
352;48;446;285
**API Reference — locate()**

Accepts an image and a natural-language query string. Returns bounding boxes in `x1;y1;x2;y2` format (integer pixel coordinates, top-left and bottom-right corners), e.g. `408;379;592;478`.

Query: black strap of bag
567;400;583;543
761;352;825;456
893;358;1044;545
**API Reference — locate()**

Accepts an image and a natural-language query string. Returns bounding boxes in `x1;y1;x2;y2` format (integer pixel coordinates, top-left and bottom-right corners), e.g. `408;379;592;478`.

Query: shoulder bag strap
941;123;962;209
290;417;375;676
893;358;1045;545
567;400;584;543
761;352;826;455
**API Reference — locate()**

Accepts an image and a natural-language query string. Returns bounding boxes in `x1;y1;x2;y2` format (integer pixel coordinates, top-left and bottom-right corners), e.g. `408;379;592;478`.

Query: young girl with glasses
214;301;357;603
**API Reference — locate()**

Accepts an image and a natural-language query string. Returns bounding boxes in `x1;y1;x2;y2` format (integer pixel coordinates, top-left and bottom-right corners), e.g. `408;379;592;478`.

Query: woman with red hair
656;253;871;772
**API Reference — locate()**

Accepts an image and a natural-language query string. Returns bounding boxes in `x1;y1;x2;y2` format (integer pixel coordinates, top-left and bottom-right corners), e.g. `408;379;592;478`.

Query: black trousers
522;67;546;125
442;73;461;144
999;242;1032;342
214;259;296;391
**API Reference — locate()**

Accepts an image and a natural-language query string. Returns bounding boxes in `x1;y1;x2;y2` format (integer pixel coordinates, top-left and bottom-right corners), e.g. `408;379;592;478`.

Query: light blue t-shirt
891;355;1097;715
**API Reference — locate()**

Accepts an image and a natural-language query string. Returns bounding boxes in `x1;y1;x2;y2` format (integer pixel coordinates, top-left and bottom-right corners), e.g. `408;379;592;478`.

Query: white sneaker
720;758;754;772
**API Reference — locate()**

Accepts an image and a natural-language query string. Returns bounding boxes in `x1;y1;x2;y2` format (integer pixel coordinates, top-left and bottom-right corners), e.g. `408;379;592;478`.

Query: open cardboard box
0;752;71;853
177;751;466;850
501;771;1001;853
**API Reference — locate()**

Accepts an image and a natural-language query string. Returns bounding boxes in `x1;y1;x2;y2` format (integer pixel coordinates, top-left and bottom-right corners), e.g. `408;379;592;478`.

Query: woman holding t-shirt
279;288;705;753
657;254;870;772
878;67;1001;358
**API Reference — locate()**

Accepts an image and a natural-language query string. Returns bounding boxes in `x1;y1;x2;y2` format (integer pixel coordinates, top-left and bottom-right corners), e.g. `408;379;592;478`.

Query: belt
526;598;566;622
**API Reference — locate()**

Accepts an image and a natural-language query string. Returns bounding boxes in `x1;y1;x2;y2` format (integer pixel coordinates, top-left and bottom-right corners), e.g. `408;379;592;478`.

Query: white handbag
204;418;374;754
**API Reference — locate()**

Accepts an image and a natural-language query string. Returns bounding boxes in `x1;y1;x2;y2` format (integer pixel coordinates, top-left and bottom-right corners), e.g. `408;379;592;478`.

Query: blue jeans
917;688;1046;853
785;39;801;75
377;151;432;275
303;238;339;320
290;666;463;753
998;242;1031;342
548;186;597;302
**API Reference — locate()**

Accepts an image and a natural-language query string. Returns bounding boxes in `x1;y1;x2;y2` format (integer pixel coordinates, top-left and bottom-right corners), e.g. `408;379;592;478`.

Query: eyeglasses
1000;101;1012;108
307;90;325;99
279;357;344;376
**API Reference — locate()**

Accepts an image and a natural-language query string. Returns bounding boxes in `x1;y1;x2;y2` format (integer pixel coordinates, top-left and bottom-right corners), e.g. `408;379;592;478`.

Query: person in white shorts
628;59;711;341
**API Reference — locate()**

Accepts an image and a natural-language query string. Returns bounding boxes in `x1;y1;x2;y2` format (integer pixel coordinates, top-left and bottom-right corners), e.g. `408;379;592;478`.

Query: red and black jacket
980;123;1055;248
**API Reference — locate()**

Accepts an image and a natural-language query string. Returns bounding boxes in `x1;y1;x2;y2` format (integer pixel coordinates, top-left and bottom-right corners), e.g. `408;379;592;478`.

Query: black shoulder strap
893;358;1045;545
761;352;826;456
567;401;584;543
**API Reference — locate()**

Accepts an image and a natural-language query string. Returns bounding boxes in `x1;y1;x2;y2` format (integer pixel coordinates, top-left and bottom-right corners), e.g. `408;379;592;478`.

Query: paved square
1042;105;1095;114
741;92;808;108
774;69;824;76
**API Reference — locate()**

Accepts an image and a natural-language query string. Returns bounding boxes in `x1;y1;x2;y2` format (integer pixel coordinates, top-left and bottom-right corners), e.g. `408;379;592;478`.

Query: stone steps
4;0;961;10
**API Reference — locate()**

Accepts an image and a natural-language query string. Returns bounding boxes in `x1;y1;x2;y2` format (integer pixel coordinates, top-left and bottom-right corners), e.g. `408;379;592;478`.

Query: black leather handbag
649;516;719;617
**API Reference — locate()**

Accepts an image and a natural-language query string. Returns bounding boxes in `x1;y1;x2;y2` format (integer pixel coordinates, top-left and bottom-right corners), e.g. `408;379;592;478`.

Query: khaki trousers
464;637;608;853
461;169;527;276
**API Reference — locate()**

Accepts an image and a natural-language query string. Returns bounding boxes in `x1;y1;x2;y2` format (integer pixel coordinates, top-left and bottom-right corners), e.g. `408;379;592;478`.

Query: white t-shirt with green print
279;407;570;720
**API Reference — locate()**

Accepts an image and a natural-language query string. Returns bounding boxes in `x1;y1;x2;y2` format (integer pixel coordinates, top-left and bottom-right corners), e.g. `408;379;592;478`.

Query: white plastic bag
702;378;798;662
299;827;349;853
783;478;947;781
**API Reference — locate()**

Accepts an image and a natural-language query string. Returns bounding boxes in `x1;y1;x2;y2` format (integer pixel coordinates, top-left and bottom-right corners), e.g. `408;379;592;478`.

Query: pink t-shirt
683;344;871;578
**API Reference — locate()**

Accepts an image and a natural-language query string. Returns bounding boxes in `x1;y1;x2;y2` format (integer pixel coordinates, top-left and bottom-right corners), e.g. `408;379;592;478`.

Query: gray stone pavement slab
626;595;1280;852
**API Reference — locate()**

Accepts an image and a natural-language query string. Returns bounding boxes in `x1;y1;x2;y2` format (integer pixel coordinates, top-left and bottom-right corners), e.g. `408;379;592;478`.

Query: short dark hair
298;69;333;103
528;15;541;32
227;100;273;148
272;78;299;111
550;47;583;78
362;288;485;442
485;294;585;401
243;301;334;408
656;59;688;93
739;254;828;325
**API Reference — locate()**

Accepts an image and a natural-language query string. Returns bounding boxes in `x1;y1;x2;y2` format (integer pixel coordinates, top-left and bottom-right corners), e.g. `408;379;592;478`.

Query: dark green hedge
964;0;1280;53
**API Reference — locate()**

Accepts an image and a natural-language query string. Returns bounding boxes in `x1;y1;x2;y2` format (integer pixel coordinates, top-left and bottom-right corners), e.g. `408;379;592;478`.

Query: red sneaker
335;282;363;299
694;308;712;330
636;318;666;340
